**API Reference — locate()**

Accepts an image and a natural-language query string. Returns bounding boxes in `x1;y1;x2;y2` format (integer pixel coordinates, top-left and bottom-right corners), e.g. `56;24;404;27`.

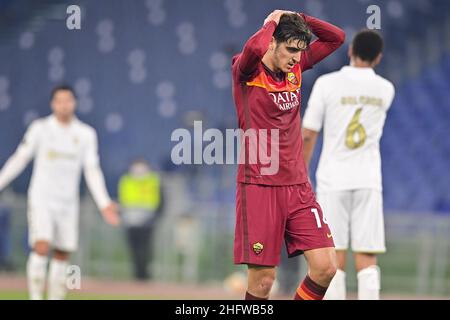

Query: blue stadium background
1;0;449;213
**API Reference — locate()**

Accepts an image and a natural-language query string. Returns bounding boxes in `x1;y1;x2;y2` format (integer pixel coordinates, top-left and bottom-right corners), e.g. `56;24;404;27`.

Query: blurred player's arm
297;13;345;71
83;129;120;226
0;120;40;192
236;10;289;79
383;81;396;112
302;129;319;168
302;77;326;169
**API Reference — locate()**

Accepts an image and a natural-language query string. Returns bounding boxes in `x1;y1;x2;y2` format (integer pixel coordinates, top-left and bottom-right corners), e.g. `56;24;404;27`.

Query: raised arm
236;22;276;79
298;13;345;71
0;121;40;191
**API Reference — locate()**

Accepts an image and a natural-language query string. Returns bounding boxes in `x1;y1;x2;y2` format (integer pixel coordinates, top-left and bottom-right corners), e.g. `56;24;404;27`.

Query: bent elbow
336;28;346;46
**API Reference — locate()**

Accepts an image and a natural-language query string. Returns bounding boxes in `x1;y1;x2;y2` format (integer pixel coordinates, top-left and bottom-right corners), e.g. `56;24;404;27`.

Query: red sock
245;291;268;300
294;275;328;300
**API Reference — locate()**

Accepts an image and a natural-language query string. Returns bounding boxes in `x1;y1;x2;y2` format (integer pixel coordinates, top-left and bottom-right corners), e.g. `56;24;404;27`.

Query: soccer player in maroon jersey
232;10;345;300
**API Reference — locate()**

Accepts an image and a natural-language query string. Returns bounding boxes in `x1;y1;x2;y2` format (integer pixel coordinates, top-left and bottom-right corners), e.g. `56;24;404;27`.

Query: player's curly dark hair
352;30;384;62
273;13;312;49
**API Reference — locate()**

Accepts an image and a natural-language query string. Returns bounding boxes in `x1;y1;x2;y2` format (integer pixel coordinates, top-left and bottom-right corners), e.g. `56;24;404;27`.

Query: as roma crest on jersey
252;242;264;255
287;72;299;85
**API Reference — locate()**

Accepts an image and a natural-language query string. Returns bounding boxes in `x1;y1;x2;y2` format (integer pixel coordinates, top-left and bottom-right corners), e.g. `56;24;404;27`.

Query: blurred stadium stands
0;0;449;297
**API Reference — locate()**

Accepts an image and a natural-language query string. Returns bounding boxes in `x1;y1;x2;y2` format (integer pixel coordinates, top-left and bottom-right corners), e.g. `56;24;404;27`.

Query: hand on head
264;9;296;26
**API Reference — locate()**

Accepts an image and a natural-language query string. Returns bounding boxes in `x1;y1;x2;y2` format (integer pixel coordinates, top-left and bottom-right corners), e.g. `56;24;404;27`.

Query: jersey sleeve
303;77;326;132
233;21;277;81
0;120;41;191
298;13;345;72
383;81;396;112
83;128;111;210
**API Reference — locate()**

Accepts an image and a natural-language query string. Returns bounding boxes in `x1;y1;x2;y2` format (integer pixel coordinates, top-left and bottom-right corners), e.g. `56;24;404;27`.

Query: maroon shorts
234;182;334;266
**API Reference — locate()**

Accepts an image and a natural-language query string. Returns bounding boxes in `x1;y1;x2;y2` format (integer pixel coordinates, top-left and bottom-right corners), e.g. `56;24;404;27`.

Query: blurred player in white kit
0;85;120;300
302;30;395;299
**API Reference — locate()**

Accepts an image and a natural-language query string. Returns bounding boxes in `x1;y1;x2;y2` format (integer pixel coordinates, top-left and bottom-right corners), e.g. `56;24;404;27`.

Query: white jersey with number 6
303;66;395;192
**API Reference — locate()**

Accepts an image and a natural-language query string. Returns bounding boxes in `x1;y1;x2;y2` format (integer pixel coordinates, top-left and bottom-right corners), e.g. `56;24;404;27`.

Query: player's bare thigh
33;240;50;256
353;252;377;272
303;247;337;287
335;250;347;270
33;240;70;261
335;250;378;271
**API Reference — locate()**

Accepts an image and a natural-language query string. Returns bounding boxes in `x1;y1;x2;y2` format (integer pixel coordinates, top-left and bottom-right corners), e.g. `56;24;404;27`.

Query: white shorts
27;200;79;252
317;189;386;253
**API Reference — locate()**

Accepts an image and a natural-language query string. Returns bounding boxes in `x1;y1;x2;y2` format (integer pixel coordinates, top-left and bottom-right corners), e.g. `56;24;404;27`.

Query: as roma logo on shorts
252;242;264;255
287;72;298;85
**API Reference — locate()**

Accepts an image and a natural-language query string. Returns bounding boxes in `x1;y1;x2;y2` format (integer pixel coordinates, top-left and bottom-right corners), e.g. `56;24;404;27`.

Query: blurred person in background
302;30;395;300
0;85;120;300
118;158;164;281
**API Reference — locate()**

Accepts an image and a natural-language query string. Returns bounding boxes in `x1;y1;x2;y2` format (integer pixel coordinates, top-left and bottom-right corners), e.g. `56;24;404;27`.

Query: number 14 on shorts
311;208;328;228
